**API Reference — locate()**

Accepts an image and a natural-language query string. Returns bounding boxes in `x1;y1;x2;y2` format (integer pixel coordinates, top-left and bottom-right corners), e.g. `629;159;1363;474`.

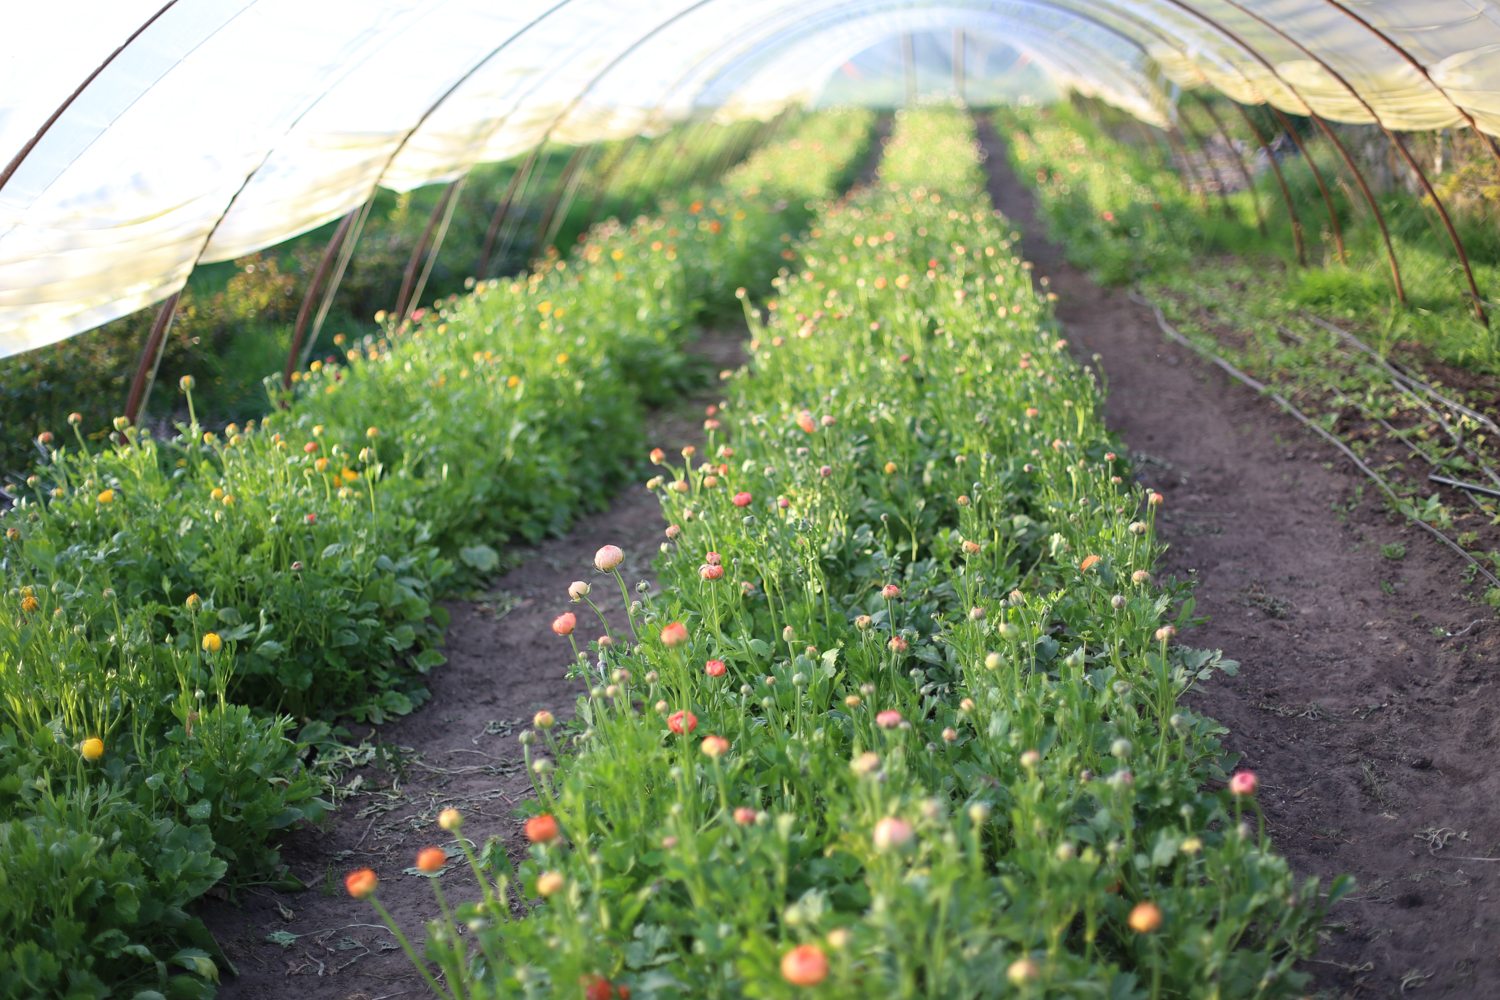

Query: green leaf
459;544;500;572
171;947;220;983
265;931;300;949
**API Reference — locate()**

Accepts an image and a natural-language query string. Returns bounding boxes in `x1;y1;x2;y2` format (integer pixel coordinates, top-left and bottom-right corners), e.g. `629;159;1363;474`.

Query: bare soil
978;118;1500;998
197;332;743;1000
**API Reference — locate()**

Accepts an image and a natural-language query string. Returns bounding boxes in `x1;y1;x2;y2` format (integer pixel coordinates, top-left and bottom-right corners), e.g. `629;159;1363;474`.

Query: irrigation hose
1126;288;1500;592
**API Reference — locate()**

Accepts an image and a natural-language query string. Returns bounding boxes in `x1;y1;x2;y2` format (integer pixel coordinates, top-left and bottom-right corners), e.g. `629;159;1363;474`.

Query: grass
999;103;1500;608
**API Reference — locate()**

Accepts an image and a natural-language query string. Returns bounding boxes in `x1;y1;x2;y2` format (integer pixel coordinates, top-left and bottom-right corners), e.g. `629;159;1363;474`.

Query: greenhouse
3;2;1499;997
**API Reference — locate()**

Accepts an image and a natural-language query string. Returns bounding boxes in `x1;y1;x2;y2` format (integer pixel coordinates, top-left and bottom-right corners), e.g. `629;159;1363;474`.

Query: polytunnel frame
465;0;1445;321
302;0;1455;387
451;1;1185;307
709;0;1495;320
519;0;1191;253
1209;0;1486;323
299;0;1389;401
326;0;1176;364
451;0;1180;307
683;0;1314;252
12;0;1486;419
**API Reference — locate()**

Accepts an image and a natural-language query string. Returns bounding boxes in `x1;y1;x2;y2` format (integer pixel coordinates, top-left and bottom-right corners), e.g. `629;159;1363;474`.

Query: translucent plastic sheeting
7;1;1500;356
693;4;1166;125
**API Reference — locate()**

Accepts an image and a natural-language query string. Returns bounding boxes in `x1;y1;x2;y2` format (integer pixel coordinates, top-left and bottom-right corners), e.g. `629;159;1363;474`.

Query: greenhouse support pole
1321;0;1500;176
397;175;468;328
1305;113;1406;302
1149;0;1397;295
284;208;358;389
475;145;543;278
1191;91;1267;235
1267;106;1345;262
1163;124;1213;214
533;144;593;252
0;1;179;193
1233;103;1306;265
493;145;560;271
123;292;182;425
300;197;376;373
1175;100;1235;219
393;179;462;325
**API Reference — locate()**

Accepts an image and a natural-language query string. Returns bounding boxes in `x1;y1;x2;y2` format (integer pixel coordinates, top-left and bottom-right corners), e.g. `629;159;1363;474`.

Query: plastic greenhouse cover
5;0;1500;356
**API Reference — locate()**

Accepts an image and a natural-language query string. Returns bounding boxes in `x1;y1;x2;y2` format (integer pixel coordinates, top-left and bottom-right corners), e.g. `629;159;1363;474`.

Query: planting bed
305;110;1331;998
980;117;1500;996
8;99;1499;1000
0;112;876;998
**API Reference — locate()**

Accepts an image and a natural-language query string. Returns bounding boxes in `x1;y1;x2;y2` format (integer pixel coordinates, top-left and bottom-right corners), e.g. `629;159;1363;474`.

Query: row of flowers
355;109;1340;998
0;113;876;998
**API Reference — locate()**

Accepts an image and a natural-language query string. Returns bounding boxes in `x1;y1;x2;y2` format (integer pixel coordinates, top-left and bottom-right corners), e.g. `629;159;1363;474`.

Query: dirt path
978;118;1500;998
198;333;742;1000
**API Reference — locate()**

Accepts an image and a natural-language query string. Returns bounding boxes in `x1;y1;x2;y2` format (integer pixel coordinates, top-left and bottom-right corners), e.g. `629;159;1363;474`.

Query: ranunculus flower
415;847;446;873
1079;554;1101;572
524;814;560;844
438;808;463;831
700;735;730;758
888;636;908;653
1229;770;1258;797
667;710;698;735
872;816;914;852
594;544;625;571
568;580;590;601
201;632;223;653
660;622;689;647
781;943;828;986
1128;901;1162;933
733;806;758;825
80;737;104;761
345;868;378;898
533;710;556;729
875;710;903;729
704;659;726;677
881;584;900;599
699;563;724;581
536;871;565;897
732;492;752;507
552;612;577;636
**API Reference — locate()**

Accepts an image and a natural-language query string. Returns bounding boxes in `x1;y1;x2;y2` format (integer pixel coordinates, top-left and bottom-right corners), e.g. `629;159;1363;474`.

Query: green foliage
0;110;876;996
383;110;1334;999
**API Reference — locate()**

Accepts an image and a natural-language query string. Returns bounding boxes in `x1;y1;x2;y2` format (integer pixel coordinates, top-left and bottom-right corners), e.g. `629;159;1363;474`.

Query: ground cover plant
0;111;874;999
999;105;1500;608
357;109;1337;999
